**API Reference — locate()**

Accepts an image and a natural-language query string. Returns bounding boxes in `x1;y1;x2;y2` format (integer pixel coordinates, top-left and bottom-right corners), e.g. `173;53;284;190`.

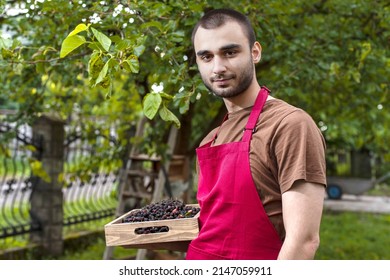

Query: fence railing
0;122;39;239
62;172;118;226
0;116;120;256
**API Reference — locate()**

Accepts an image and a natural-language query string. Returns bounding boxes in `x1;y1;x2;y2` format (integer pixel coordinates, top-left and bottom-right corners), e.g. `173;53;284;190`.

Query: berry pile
134;226;169;234
122;199;200;235
123;199;200;222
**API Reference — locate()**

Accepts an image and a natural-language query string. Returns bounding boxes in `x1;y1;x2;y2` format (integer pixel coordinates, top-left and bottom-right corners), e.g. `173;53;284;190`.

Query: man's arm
277;180;325;260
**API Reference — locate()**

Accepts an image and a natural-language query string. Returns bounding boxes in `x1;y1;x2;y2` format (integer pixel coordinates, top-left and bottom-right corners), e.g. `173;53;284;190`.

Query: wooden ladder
103;121;178;260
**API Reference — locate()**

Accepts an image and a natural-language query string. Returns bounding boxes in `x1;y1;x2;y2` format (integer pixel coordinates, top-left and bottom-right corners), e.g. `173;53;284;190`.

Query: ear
252;42;262;63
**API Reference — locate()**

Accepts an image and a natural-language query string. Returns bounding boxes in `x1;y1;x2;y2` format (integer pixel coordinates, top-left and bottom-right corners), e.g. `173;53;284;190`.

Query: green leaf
95;59;110;86
360;42;371;63
170;31;185;42
143;93;162;119
60;35;86;58
67;23;90;37
99;76;111;89
123;55;139;73
1;48;14;59
88;51;101;78
115;39;132;51
141;21;163;31
179;101;190;114
133;45;146;57
30;159;51;183
159;105;181;128
0;146;11;157
159;92;173;101
91;27;111;52
351;71;361;83
329;62;340;76
0;35;13;49
108;57;119;70
24;145;37;152
34;53;45;74
174;92;190;114
87;42;103;52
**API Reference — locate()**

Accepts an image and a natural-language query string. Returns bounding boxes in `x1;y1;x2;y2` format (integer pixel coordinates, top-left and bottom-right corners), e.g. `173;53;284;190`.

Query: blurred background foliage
1;0;389;170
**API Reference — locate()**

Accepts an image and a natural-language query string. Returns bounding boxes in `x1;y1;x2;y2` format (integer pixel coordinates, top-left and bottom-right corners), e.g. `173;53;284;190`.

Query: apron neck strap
242;86;270;142
211;86;270;143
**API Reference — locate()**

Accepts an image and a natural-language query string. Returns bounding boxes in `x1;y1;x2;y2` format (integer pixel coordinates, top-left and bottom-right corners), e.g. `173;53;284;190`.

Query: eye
225;50;237;57
200;54;213;62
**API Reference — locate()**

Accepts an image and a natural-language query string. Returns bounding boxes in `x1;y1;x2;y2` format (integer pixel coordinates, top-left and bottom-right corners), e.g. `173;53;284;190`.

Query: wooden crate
104;204;199;251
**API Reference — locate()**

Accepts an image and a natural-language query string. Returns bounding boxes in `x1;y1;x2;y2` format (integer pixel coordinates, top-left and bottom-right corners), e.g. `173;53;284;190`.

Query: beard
201;58;255;98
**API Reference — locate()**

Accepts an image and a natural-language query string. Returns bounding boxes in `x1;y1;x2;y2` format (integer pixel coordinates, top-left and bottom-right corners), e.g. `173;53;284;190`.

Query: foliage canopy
1;0;389;167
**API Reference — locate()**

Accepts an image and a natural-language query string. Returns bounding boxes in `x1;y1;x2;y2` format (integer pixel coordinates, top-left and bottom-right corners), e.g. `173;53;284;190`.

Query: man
186;8;327;260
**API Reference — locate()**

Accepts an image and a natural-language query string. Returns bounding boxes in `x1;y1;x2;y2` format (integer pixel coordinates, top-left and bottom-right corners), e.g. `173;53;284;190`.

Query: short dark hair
191;8;256;48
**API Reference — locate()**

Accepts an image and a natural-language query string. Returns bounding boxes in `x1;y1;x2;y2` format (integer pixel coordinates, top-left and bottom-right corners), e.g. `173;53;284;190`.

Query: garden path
324;194;390;214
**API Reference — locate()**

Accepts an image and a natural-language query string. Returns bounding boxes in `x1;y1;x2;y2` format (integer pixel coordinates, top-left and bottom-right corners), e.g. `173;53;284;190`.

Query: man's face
193;21;257;98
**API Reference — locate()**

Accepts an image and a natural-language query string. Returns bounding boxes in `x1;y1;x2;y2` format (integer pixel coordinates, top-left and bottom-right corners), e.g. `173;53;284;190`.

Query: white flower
152;82;164;93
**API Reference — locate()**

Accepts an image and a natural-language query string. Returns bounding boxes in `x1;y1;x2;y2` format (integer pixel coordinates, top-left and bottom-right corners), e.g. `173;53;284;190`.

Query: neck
223;83;274;113
223;85;275;113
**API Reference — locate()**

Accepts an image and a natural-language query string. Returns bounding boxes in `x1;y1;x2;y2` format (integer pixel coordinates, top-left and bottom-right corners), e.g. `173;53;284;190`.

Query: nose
212;56;226;74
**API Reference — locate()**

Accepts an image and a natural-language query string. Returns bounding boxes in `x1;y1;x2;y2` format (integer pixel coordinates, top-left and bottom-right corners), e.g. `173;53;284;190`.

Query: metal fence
0;122;39;238
0;119;119;242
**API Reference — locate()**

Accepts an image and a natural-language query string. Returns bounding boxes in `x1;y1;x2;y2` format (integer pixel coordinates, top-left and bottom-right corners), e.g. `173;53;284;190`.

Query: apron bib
186;87;282;260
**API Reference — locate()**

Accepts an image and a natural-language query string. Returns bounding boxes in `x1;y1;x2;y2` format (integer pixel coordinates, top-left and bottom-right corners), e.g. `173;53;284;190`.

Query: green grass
0;216;138;260
316;210;390;260
60;238;138;260
367;183;390;197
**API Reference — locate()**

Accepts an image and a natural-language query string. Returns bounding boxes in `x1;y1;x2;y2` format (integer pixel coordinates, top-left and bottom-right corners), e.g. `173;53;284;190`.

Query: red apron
186;87;282;260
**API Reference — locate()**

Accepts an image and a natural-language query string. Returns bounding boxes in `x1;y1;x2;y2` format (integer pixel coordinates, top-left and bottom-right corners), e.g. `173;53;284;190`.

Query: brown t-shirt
198;98;327;241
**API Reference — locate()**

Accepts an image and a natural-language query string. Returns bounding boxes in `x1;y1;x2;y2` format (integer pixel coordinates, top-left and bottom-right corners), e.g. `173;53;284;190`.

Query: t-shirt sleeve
271;109;327;193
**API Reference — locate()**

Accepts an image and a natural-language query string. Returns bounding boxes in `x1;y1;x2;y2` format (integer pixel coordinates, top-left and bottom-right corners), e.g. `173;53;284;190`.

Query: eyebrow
196;43;242;57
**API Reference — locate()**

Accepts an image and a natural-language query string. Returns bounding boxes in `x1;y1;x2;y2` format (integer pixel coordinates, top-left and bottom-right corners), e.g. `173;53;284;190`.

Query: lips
213;79;230;87
211;75;234;84
213;78;228;83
